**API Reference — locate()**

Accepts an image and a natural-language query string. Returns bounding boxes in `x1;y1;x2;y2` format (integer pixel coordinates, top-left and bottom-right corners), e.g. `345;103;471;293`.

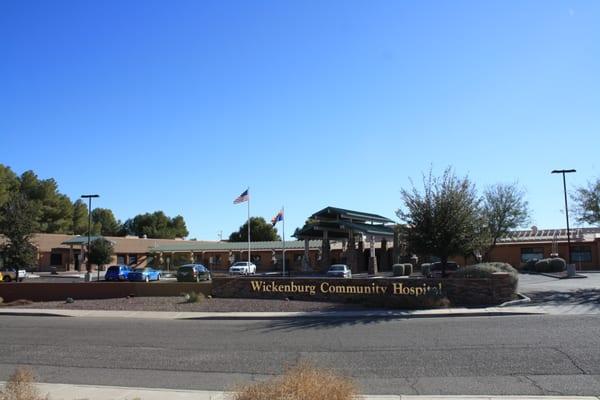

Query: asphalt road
0;314;599;395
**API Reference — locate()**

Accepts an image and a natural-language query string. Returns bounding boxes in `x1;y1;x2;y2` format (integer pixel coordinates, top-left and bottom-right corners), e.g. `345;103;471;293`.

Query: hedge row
523;257;566;273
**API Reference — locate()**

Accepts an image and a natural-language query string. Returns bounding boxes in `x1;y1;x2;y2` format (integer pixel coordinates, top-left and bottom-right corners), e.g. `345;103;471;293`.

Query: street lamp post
81;194;99;281
551;169;576;269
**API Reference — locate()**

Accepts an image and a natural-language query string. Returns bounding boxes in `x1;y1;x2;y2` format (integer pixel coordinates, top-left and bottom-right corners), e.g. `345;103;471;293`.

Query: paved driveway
518;272;600;293
517;272;600;314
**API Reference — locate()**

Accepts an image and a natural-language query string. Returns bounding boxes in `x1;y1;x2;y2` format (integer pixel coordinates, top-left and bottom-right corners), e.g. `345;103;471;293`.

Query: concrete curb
0;382;597;400
0;306;547;320
499;293;531;307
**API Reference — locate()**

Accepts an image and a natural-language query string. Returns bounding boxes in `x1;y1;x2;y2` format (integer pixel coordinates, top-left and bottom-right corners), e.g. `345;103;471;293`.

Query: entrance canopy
294;206;395;240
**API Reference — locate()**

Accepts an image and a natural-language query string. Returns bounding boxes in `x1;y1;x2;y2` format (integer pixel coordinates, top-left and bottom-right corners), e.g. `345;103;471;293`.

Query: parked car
426;261;460;278
127;267;161;282
104;264;132;281
229;261;256;276
1;267;27;282
326;264;352;278
177;264;211;282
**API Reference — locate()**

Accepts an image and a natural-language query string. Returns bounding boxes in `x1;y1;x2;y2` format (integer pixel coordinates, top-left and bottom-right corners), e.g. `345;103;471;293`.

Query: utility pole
81;194;99;281
551;169;576;267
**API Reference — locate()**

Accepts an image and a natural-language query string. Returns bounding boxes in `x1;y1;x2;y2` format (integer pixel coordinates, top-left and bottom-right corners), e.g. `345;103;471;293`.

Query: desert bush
392;264;404;276
534;259;550;272
452;262;518;286
532;258;565;273
521;258;538;271
232;361;358;400
182;291;205;303
0;367;47;400
548;257;566;272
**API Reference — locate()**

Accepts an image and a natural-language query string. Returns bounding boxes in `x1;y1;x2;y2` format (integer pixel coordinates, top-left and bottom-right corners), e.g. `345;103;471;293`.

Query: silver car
326;264;352;278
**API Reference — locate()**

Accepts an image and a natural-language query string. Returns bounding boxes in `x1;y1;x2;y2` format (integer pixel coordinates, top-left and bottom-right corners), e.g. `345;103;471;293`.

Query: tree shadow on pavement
259;315;408;332
527;288;600;305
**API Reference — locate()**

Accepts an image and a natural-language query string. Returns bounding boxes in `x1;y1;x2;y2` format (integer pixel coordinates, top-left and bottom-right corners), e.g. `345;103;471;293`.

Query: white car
326;264;352;278
229;261;257;276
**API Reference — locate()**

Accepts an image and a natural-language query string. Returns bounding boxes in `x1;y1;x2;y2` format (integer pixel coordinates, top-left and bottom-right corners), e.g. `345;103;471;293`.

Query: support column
346;232;358;273
68;245;74;271
357;237;365;272
368;236;378;275
302;239;311;272
321;231;331;273
380;238;388;271
393;226;401;265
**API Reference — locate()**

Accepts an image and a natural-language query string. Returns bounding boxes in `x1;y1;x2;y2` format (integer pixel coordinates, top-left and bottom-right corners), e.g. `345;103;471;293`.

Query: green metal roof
294;220;394;239
295;207;395;239
311;206;394;224
149;240;323;253
62;236;111;245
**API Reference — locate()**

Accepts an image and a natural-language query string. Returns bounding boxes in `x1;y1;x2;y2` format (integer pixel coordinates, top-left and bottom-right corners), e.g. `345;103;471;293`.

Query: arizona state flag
271;209;284;226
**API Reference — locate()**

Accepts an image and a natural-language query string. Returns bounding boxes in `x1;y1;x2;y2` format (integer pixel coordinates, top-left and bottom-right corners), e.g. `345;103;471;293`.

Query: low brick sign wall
0;282;211;303
212;274;516;308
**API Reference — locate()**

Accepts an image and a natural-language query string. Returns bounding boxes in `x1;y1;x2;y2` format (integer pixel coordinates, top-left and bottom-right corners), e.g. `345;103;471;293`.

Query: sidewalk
3;382;598;400
0;306;548;320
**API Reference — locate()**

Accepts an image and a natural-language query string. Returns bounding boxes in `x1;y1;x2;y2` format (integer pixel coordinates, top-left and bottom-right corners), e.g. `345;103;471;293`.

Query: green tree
0;164;19;212
123;211;189;239
479;183;530;260
91;208;122;236
88;238;114;270
0;194;38;268
396;168;480;276
19;170;73;233
229;217;281;242
572;177;600;226
71;199;89;235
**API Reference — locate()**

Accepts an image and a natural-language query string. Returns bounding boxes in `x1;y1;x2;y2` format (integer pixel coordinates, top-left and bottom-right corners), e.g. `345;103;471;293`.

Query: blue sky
1;0;599;240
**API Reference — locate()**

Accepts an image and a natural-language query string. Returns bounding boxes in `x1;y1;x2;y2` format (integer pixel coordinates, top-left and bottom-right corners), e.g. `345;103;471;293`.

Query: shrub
452;262;518;286
522;258;538;271
403;263;413;276
0;367;48;400
532;258;565;273
548;257;566;272
182;291;205;303
534;259;550;272
233;361;358;400
392;264;404;276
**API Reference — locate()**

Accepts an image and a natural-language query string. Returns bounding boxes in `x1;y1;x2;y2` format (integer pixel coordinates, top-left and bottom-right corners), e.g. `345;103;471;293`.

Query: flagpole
247;187;251;266
282;206;286;276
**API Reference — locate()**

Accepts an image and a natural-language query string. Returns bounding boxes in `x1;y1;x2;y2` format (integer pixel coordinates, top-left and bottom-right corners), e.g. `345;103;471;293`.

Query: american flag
233;189;249;204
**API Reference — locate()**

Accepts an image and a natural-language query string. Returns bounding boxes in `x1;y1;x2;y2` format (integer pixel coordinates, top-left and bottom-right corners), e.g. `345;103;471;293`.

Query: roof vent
531;226;538;236
143;234;147;239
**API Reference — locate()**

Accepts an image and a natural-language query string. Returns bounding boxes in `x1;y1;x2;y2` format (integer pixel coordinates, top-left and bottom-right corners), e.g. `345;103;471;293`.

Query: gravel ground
9;296;370;312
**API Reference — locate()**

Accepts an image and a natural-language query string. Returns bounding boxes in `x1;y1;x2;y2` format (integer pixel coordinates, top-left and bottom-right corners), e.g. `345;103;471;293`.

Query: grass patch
0;367;47;400
232;361;358;400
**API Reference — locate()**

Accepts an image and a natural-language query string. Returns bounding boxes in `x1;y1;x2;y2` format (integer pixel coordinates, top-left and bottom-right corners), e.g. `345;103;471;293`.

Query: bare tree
572;177;600;226
480;183;530;260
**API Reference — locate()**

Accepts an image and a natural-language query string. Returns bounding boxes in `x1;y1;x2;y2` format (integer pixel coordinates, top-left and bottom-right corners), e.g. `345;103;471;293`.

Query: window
50;253;62;266
521;247;544;263
571;246;592;262
117;255;126;264
129;254;138;265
